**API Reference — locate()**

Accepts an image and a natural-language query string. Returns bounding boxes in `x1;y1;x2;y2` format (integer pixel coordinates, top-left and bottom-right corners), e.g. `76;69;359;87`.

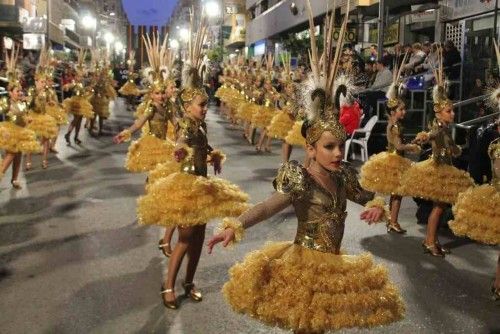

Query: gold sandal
160;287;178;309
182;282;202;302
387;222;406;234
422;242;444;257
158;239;172;258
11;179;21;190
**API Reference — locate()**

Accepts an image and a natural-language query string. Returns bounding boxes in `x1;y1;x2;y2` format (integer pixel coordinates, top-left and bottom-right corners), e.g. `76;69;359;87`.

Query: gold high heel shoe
42;160;48;169
158;239;172;258
160;287;178;309
435;241;451;254
386;222;406;234
25;162;32;171
422;242;444;257
182;282;202;302
491;285;500;301
11;179;21;190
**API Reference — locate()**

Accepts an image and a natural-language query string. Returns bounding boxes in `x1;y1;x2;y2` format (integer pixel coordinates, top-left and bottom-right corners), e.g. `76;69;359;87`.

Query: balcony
0;4;22;35
64;28;81;48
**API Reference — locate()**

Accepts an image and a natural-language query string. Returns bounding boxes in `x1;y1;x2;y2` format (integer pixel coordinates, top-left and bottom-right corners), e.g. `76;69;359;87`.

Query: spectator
417;42;440;73
402;42;426;75
364;60;377;87
370;56;393;93
469;78;486;118
340;100;363;135
443;40;461;80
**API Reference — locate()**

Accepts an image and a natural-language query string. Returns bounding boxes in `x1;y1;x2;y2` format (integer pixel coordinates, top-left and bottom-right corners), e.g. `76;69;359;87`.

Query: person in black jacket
443;40;461;81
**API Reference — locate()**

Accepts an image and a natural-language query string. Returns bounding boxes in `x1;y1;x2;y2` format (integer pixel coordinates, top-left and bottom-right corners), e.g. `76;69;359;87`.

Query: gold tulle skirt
252;105;275;129
119;81;141;96
91;96;110;118
25;112;58;139
137;172;249;227
267;111;295;140
125;134;175;172
105;84;117;100
63;96;94;118
146;159;181;192
449;185;500;245
236;102;255;123
360;152;412;195
224;242;405;333
45;104;68;125
398;159;474;204
0;122;42;153
285;121;306;147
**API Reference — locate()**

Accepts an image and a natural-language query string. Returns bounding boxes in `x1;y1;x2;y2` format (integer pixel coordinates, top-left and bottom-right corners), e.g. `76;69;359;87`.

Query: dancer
398;48;474;257
360;53;421;233
118;50;142;99
136;11;249;310
63;49;94;145
208;4;404;332
0;45;41;188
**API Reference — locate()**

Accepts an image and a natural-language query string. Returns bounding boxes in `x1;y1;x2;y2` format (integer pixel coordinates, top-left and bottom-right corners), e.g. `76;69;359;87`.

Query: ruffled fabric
25;112;58;139
137;172;250;227
63;96;94;118
0;122;42;153
125;134;175;172
360;152;412;195
223;242;405;333
146;159;181;192
252;105;276;129
119;81;141;96
285;121;306;147
236;102;255;123
105;84;117;100
45;104;68;125
449;185;500;245
90;95;110;118
397;159;474;204
267;111;295;140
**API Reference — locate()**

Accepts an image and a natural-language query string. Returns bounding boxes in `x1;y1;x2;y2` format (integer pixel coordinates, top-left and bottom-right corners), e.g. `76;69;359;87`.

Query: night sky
122;0;179;27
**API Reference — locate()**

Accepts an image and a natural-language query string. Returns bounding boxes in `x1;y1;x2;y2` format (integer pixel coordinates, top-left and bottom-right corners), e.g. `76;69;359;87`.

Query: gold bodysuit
238;161;374;254
428;119;461;165
386;120;414;155
7;100;29;126
177;116;210;177
144;102;175;140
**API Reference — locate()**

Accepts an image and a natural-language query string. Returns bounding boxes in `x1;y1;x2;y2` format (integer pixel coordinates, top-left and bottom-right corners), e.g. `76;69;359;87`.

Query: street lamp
81;15;97;30
205;1;221;18
104;32;115;44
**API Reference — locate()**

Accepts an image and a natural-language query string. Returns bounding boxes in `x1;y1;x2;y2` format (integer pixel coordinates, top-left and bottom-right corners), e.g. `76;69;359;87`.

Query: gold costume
62;82;94;119
449;138;500;245
285;120;306;147
223;161;405;332
360;121;417;195
398;119;474;204
137;116;249;227
0;99;41;153
267;98;296;140
25;90;58;139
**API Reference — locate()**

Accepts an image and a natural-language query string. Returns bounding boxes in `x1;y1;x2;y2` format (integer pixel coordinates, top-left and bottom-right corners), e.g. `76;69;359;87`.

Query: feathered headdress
5;45;22;90
386;52;409;110
431;46;452;113
280;52;292;83
180;7;209;104
142;32;171;91
301;0;350;144
75;48;88;77
35;46;53;82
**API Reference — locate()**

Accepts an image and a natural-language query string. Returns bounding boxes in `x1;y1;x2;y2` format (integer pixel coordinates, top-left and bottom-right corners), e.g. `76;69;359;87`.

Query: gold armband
365;196;391;223
208;149;226;165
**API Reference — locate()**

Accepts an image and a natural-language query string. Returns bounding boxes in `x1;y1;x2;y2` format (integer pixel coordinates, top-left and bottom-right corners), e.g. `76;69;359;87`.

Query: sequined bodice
274;161;374;254
146;103;172;140
429;120;461;165
178;116;209;177
489;138;500;191
7;100;29;126
387;121;402;154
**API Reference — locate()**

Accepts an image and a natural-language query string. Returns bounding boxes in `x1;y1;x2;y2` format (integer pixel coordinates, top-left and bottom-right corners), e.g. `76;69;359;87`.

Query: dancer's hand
360;207;384;225
113;133;125;144
207;228;235;254
212;155;222;175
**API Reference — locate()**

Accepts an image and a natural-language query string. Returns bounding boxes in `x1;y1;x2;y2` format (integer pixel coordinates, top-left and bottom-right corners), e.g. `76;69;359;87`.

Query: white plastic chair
344;115;378;162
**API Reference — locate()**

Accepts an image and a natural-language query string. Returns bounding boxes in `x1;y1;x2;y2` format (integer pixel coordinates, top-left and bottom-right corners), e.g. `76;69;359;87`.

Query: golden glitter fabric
145;159;181;192
216;217;245;244
251;105;275;129
397;159;474;204
223;242;405;333
360;152;412;195
137;172;249;227
134;100;150;119
267;110;295;140
90;95;110;119
285;120;306;147
119;80;141;96
63;96;94;118
235;102;255;123
125;134;175;172
25;112;58;139
45;104;68;125
449;185;500;245
0;122;42;153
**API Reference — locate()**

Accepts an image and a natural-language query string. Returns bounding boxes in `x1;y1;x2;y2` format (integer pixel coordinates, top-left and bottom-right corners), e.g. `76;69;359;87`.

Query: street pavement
0;98;498;334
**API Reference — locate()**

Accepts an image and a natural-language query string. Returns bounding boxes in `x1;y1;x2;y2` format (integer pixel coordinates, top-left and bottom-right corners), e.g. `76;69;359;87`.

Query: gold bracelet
365;196;391;223
216;217;245;245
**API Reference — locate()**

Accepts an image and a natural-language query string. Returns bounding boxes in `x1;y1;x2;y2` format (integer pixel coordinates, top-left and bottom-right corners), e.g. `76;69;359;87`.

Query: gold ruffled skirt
45;103;68;125
449;185;500;245
146;159;181;192
224;242;405;333
285;121;306;147
91;96;110;118
119;81;141;96
398;159;474;204
252;105;275;129
105;84;117;100
236;102;255;123
137;172;249;227
360;152;412;195
125;134;175;172
267;111;295;140
0;122;42;153
63;96;94;118
25;112;58;139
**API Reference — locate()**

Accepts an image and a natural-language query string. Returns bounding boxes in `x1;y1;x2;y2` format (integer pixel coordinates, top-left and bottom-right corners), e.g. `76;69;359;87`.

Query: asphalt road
0;99;498;334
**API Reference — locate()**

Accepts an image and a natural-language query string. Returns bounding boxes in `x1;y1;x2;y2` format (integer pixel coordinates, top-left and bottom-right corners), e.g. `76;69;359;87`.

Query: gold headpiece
386;52;409;110
180;7;209;104
302;0;350;144
5;45;22;90
431;46;452;113
142;32;175;91
35;46;54;82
